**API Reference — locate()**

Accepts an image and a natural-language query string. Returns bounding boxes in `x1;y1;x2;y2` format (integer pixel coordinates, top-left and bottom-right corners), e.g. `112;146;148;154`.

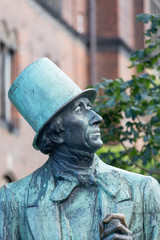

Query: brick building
0;0;158;186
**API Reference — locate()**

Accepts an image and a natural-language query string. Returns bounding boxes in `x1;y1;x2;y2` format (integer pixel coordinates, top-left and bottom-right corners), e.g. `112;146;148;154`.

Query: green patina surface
0;155;160;239
1;58;160;239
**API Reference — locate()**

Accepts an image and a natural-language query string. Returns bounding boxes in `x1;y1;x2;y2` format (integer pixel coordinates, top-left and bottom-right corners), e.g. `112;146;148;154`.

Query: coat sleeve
0;185;19;240
143;176;160;240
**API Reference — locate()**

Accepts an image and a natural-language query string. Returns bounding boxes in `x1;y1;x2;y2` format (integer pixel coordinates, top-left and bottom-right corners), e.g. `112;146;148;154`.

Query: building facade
0;0;157;186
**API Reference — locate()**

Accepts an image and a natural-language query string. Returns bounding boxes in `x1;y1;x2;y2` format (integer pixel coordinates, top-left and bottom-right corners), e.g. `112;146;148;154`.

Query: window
0;171;16;188
77;13;85;34
0;21;18;131
3;173;15;183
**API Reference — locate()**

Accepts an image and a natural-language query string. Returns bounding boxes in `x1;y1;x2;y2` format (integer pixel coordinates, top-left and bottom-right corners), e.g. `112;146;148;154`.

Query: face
61;97;103;153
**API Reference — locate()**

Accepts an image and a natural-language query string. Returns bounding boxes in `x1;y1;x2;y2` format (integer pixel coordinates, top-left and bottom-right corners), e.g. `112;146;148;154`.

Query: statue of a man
0;58;160;240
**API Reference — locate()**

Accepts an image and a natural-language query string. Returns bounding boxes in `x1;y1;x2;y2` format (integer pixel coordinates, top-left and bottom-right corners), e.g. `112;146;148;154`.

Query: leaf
121;92;130;102
143;135;148;142
137;63;144;72
131;106;141;112
131;155;139;163
138;49;146;59
120;81;130;90
154;128;160;134
139;73;150;79
154;135;160;143
125;108;132;118
92;13;160;180
145;39;151;44
106;98;116;108
136;13;153;23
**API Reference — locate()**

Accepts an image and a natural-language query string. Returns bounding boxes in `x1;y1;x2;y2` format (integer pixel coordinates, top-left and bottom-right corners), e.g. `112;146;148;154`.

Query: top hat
8;58;96;150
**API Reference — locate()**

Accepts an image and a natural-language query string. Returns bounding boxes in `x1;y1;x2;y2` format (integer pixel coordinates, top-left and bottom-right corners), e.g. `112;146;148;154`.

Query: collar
50;150;96;169
49;153;131;203
27;156;131;207
49;152;98;202
50;151;97;173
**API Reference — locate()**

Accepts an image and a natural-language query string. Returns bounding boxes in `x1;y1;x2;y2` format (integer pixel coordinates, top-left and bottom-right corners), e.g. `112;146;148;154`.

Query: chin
84;132;103;153
87;139;103;153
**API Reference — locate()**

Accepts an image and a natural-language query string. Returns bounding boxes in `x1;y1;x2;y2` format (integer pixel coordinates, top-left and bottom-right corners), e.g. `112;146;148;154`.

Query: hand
99;213;133;240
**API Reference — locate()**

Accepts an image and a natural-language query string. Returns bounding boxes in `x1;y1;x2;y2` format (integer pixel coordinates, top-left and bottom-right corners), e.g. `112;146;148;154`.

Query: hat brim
33;88;97;150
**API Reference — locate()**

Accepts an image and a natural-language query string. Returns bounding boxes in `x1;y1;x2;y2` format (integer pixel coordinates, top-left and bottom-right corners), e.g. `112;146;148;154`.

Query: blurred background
0;0;159;187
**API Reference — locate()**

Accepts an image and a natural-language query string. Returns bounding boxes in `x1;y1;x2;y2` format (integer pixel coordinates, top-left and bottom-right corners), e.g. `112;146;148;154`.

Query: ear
50;132;64;145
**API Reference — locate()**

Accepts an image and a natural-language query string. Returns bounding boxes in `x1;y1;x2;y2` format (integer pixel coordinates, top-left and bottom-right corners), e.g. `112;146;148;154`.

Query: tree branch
120;140;160;176
133;162;160;175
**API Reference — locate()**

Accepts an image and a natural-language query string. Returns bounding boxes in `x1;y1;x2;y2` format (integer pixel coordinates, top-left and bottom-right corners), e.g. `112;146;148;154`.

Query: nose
89;110;103;126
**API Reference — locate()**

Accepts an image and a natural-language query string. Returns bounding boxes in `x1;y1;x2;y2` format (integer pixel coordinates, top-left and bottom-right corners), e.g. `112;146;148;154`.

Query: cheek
71;123;85;137
64;121;86;142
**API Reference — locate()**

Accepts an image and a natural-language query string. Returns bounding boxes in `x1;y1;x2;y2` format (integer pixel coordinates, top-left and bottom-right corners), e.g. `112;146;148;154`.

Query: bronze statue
0;58;160;239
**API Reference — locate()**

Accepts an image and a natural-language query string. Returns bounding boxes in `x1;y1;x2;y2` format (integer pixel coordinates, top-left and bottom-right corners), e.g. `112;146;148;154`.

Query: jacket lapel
26;161;62;240
98;166;134;228
26;203;61;240
26;157;134;239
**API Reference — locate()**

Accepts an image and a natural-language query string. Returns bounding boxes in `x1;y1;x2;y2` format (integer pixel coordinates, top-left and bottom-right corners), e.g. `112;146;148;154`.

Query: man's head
8;58;100;153
37;97;103;155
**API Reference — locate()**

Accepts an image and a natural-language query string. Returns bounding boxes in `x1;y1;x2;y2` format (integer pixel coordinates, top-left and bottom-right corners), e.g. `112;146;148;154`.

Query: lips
89;130;101;140
91;129;100;134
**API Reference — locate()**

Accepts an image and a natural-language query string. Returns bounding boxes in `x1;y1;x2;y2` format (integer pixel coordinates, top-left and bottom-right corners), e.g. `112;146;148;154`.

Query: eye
75;105;82;113
87;103;91;109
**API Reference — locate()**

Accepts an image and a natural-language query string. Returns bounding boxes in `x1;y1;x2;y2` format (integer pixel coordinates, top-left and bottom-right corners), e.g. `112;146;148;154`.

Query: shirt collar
49;151;98;178
48;154;131;203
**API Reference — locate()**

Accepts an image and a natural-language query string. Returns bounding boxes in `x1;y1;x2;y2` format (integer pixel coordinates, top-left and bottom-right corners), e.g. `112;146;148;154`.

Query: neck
51;146;94;168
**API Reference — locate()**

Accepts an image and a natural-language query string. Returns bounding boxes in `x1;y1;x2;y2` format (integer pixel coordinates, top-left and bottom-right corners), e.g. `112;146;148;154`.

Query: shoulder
0;172;31;199
0;160;50;202
97;155;159;187
96;156;160;208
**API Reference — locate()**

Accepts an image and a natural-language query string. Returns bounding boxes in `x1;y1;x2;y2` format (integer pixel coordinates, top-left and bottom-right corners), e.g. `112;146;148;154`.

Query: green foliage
94;13;160;181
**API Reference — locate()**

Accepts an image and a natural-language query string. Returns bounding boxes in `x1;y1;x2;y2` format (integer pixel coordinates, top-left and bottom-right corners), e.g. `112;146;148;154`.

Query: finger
104;233;133;240
102;214;127;227
99;221;105;238
103;214;127;227
100;220;132;239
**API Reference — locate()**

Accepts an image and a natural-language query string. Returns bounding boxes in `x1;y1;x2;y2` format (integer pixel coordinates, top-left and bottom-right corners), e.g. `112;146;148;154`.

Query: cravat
49;152;124;202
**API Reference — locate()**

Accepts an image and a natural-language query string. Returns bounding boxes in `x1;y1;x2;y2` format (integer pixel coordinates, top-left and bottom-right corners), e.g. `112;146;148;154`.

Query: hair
36;115;64;155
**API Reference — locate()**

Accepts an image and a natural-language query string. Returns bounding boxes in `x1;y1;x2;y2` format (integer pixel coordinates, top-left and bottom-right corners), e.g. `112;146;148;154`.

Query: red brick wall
96;0;139;82
134;0;145;49
0;0;89;186
118;0;135;49
0;0;89;88
96;0;118;38
118;53;135;81
97;52;118;81
0;0;149;186
62;0;88;34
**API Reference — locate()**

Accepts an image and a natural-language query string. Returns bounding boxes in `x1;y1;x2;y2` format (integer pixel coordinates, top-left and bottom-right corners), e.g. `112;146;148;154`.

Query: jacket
0;155;160;239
